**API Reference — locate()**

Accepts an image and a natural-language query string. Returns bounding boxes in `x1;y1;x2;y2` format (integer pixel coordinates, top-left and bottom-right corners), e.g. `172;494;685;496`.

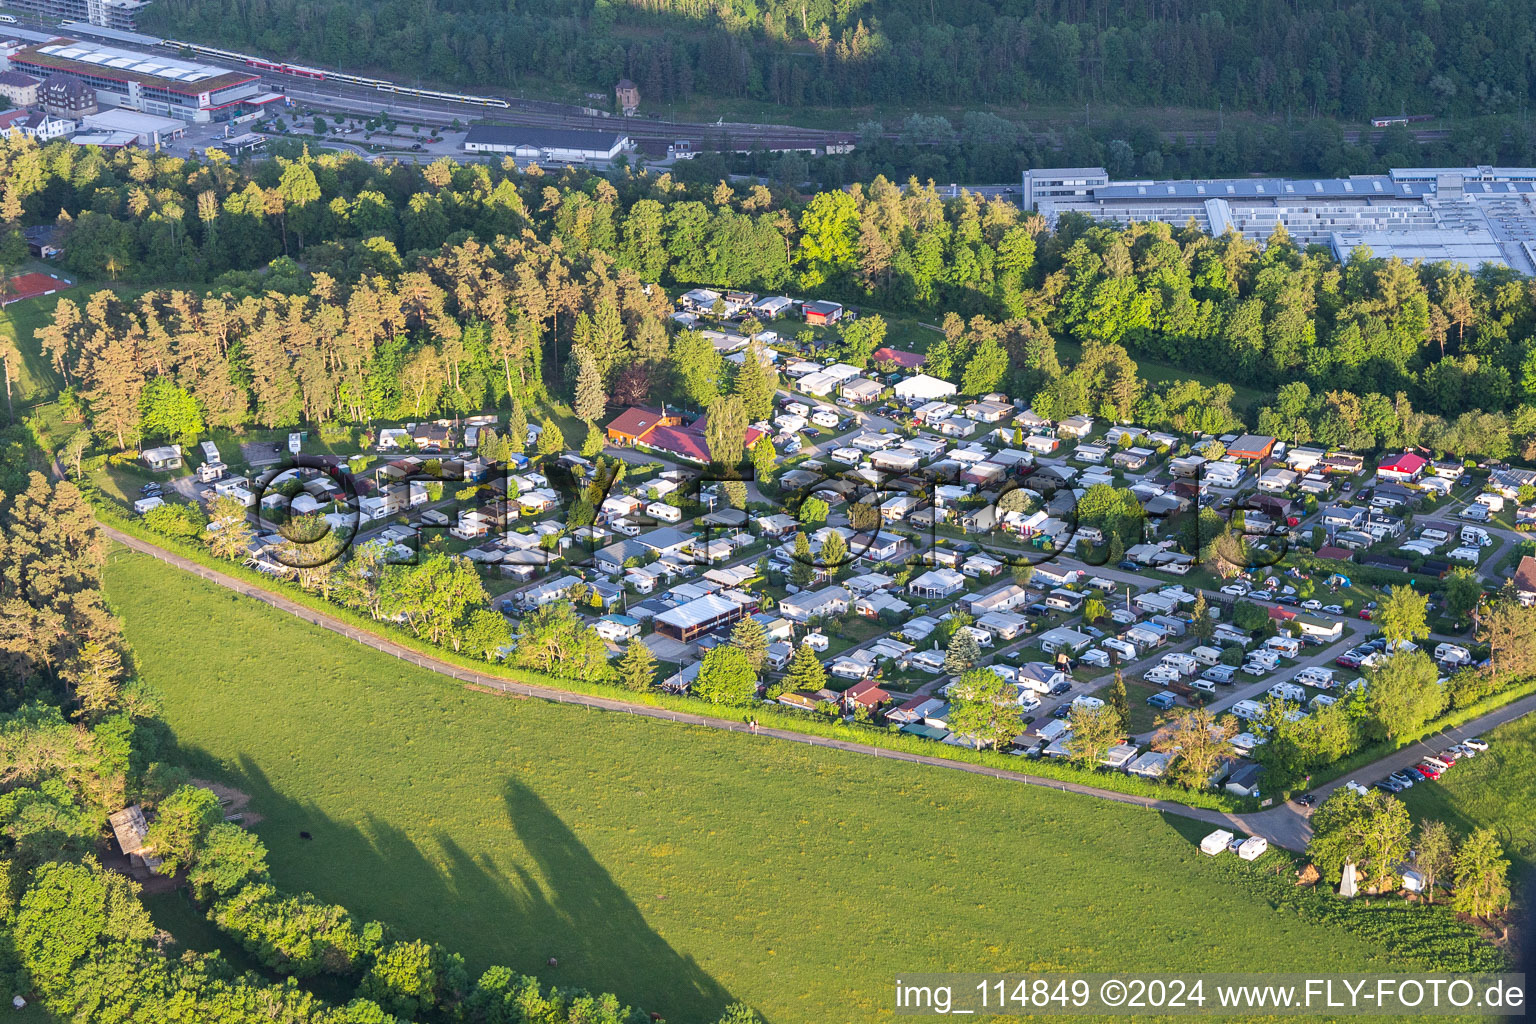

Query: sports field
102;549;1497;1023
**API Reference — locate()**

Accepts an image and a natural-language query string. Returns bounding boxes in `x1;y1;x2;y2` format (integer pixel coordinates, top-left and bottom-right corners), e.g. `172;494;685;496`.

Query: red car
1415;763;1442;780
1359;609;1374;620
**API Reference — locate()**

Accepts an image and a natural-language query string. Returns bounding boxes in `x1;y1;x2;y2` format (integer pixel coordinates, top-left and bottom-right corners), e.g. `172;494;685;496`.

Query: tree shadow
170;750;742;1024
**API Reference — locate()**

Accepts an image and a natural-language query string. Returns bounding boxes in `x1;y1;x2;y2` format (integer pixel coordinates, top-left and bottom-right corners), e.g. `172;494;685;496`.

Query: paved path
100;521;1536;855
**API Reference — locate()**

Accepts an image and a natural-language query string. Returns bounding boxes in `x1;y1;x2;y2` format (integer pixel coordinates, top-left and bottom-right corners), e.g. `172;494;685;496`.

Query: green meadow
1400;716;1536;882
103;549;1498;1023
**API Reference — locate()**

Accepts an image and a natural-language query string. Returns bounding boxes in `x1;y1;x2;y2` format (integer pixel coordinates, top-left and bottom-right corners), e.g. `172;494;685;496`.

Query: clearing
103;548;1487;1023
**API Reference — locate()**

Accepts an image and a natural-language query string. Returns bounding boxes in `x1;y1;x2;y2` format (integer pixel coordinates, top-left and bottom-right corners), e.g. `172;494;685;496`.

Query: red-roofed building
1316;545;1356;561
637;420;766;464
872;347;925;369
1268;604;1297;622
1377;451;1428;482
803;300;843;325
606;406;683;446
1227;434;1276;461
1514;555;1536;606
843;679;890;713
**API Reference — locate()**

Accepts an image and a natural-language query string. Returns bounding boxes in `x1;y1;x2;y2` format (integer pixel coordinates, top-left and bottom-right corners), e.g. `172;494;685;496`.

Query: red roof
645;425;709;461
1516;555;1536;594
1316;545;1355;561
844;680;889;705
1267;604;1297;621
643;420;765;463
606;406;668;439
1379;452;1428;475
872;347;925;369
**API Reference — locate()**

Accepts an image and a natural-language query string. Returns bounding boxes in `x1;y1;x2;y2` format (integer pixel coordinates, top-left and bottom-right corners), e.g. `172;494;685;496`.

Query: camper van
1191;645;1222;667
1231;699;1266;722
1267;681;1306;703
1434;642;1471;666
1201;665;1238;685
1192;678;1218;695
1296;666;1335;688
1161;652;1199;676
1103;637;1139;660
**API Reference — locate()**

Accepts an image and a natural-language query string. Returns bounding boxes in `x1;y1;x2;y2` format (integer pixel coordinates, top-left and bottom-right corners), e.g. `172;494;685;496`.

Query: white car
1251;590;1275;602
1462;737;1489;751
1301;599;1322;611
1220;583;1249;597
1322;604;1344;615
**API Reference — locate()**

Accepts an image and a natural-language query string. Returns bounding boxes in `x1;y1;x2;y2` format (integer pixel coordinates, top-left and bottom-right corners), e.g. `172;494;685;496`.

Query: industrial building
462;125;629;164
1023;165;1536;274
6;38;281;122
80;106;184;145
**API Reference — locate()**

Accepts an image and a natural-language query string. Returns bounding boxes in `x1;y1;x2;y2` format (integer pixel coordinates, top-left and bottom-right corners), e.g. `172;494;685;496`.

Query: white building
463;125;629;163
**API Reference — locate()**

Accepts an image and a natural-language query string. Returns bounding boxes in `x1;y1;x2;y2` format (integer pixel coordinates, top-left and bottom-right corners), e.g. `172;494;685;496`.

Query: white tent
893;373;958;403
1339;861;1358;898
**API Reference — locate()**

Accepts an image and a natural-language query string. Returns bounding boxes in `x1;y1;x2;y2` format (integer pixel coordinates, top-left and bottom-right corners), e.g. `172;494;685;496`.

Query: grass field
1400;716;1536;883
0;283;96;407
102;548;1492;1023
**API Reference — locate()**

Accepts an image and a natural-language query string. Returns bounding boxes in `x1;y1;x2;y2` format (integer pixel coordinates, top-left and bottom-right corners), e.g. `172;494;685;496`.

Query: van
1191;645;1222;667
1202;665;1237;685
1192;678;1217;695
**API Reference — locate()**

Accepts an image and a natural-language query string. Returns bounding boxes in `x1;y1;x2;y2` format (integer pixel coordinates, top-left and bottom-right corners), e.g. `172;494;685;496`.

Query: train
160;38;511;108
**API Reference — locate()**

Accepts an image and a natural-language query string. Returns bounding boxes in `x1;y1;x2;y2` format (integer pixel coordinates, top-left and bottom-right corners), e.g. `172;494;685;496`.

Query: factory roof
13;39;255;95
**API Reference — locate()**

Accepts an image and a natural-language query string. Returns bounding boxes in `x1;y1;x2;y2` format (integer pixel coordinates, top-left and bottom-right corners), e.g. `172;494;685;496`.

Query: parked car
1462;737;1489;752
1415;763;1443;780
1388;771;1418;788
1116;560;1142;572
1146;691;1176;709
1376;779;1405;794
1358;609;1374;620
1322;604;1344;615
1276;594;1299;606
1301;599;1322;611
1220;583;1249;597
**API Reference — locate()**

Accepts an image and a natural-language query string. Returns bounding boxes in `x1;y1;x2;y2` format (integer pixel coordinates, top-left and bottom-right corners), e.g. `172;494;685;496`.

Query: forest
143;0;1534;121
2;136;1534;465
